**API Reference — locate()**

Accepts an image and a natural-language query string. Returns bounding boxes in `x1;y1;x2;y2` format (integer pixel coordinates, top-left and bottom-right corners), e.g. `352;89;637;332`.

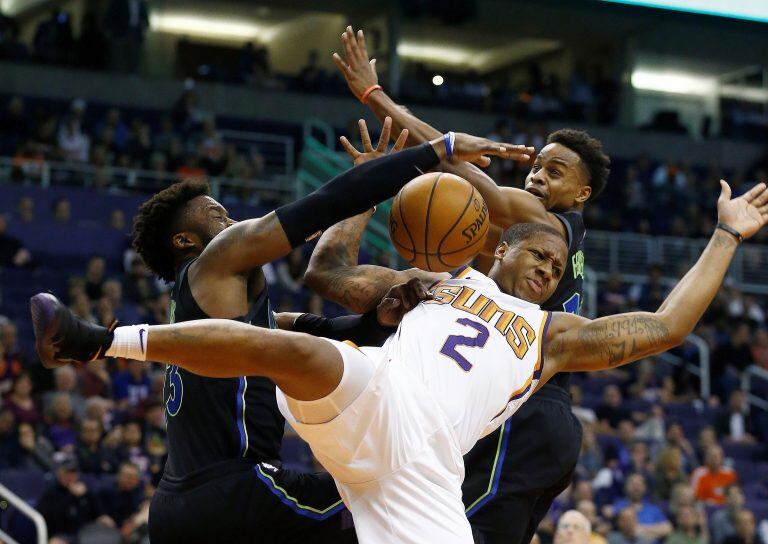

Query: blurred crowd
0;91;267;192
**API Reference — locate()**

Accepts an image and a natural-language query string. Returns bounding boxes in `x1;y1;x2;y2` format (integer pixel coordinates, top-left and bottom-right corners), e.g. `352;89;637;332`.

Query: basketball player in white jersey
31;180;768;543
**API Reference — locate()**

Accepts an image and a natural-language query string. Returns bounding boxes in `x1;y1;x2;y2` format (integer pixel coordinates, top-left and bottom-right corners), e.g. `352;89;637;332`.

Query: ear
574;184;592;204
494;241;510;260
171;232;197;252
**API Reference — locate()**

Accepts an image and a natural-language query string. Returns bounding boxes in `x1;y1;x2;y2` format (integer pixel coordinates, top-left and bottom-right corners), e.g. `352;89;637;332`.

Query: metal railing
219;130;295;179
0;482;47;544
585;230;768;294
742;365;768;411
0;156;293;200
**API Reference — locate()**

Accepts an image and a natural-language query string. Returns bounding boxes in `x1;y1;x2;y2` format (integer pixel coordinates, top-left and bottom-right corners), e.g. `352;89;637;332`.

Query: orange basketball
389;172;489;272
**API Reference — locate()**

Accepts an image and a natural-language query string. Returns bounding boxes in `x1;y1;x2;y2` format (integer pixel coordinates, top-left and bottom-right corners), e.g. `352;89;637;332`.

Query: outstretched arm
543;181;768;379
194;130;521;281
306;120;446;312
333;26;565;234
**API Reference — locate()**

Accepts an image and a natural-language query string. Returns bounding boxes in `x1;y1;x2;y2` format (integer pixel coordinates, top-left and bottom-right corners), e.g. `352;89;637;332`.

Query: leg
30;293;341;401
144;320;342;401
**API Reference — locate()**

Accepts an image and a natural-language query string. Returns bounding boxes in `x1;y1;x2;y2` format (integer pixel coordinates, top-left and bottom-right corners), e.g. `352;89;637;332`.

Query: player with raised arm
31;180;768;543
331;26;611;542
33;127;520;544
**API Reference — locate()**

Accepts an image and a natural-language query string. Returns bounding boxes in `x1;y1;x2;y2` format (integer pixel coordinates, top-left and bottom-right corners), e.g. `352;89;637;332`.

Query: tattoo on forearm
577;316;671;367
319;266;394;312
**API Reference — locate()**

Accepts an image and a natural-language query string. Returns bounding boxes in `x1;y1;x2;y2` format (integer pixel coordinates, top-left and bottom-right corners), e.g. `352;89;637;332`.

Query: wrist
360;84;382;104
715;222;743;243
429;134;452;161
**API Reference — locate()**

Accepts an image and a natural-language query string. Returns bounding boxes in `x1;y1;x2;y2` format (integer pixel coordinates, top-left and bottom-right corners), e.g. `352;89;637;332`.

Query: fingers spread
376;117;392;153
393;129;409;152
358;119;373;151
332;53;351;76
339;136;360;158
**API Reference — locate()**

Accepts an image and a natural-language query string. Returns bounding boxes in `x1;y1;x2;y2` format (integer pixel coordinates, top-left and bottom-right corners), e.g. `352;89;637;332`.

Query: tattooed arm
541;180;768;380
305;210;446;313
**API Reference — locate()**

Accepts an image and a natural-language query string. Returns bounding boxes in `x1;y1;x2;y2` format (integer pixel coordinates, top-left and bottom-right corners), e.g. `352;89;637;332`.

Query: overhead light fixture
631;69;715;96
432;75;444;86
397;42;473;66
149;12;276;41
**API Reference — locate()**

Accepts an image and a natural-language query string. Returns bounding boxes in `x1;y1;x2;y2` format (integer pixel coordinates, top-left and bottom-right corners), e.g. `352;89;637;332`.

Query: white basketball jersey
385;266;551;454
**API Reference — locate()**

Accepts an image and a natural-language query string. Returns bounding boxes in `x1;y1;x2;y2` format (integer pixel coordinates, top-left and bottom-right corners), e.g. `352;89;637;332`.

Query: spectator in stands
1;321;26;367
109;209;125;231
44;365;86;420
654;446;688;500
33;9;74;64
84;255;106;300
612;473;673;542
16;196;34;223
609;508;654;544
37;453;112;542
0;338;22;395
629;265;667;312
15;421;55;471
691;445;737;505
0;96;29;153
76;417;116;475
637;404;666;444
723;510;764;544
297;49;326;92
712;323;755;400
112;359;150;410
3;372;39;426
669;484;699;518
577;500;610;544
277;247;308;305
117;419;150;476
98;461;146;528
52;197;71;224
0;407;17;468
712;485;746;544
58;115;90;162
78;358;111;398
555;510;593;544
571;383;597;424
696;427;718;463
597;385;632;433
665;422;698;472
197;116;227;175
83;396;112;432
102;279;141;325
123;256;158;307
665;505;709;544
577;423;605;479
46;392;78;451
126;118;151;167
0;212;32;268
143;399;167;484
715;390;757;443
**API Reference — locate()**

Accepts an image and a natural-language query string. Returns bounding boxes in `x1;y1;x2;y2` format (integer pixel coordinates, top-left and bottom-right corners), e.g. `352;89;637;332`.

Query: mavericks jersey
163;258;284;479
388;267;551;454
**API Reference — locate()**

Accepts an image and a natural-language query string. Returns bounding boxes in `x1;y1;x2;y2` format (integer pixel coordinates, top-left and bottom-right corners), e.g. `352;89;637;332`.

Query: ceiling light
432;75;444;86
149;13;276;41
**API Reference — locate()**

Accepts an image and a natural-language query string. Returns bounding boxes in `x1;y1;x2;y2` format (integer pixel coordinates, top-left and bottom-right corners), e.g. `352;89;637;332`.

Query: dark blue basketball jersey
541;211;585;389
162;258;284;479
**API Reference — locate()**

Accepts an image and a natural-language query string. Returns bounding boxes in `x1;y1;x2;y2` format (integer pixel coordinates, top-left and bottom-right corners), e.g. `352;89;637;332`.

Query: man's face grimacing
526;143;591;211
172;195;237;255
492;232;567;304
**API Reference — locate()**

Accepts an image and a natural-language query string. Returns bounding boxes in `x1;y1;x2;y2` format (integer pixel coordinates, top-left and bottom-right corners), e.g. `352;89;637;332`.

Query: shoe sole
30;293;65;368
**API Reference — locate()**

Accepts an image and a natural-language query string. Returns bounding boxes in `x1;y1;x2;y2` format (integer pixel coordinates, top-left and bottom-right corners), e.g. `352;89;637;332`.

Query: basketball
389;172;490;272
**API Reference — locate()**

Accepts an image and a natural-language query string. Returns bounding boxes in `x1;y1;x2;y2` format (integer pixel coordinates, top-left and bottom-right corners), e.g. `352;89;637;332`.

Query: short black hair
546;129;610;201
502;223;565;247
132;179;210;282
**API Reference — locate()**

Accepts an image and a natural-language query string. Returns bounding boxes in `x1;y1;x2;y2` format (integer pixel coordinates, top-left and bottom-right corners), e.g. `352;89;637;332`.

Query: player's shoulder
551;210;585;251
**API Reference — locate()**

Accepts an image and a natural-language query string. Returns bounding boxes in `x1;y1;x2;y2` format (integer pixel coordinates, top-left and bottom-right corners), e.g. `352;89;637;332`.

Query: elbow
303;265;323;292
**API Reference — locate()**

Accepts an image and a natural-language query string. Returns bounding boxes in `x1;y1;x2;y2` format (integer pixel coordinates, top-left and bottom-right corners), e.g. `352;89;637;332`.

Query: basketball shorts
277;339;474;544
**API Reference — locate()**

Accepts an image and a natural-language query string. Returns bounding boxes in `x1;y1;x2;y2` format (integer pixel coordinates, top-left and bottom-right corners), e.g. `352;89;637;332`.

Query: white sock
105;325;149;361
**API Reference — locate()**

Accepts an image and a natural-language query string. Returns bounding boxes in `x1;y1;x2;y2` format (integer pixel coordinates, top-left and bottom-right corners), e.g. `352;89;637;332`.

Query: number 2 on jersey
440;318;489;371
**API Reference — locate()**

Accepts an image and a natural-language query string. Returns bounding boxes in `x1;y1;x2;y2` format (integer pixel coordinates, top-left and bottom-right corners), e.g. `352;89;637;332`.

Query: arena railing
0;156;294;200
219;130;295;180
742;365;768;412
0;481;47;544
585;230;768;295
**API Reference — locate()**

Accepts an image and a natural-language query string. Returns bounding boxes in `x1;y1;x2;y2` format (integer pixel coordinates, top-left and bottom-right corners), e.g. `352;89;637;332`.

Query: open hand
717;180;768;240
333;26;378;100
376;277;433;327
340;117;409;166
450;133;534;168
